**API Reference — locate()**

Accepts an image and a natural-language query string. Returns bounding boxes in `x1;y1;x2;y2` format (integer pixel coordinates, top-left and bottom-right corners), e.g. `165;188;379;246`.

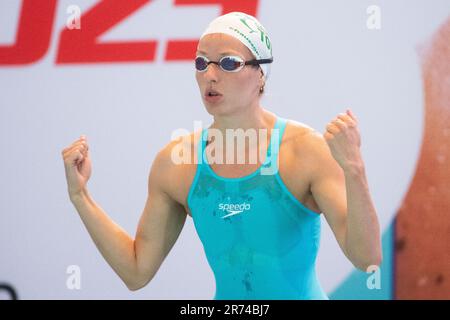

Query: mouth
204;89;223;103
204;89;223;97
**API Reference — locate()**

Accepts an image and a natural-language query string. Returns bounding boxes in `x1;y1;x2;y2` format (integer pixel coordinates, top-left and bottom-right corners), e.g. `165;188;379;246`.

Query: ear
259;70;265;86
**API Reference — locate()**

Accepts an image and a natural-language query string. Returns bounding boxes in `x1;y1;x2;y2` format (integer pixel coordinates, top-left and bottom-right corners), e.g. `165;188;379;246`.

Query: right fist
61;135;92;199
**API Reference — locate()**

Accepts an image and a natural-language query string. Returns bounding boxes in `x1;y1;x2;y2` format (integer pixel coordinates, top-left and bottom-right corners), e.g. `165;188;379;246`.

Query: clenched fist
61;135;92;199
324;109;363;171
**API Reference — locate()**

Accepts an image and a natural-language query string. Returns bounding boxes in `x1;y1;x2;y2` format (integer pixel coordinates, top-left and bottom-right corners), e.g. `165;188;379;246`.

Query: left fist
324;109;362;170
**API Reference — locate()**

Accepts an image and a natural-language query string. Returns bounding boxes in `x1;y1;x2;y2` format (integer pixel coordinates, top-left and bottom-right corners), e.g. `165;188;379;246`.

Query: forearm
70;189;141;288
343;162;382;270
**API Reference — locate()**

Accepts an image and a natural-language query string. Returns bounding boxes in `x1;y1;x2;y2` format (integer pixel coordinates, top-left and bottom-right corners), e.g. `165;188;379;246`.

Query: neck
209;104;275;134
205;105;278;164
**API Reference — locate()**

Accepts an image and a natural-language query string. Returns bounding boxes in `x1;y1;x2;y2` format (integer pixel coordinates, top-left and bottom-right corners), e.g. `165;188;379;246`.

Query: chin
204;102;230;116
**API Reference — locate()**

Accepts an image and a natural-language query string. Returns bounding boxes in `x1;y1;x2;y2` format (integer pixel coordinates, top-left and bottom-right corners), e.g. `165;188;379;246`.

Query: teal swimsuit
187;116;328;300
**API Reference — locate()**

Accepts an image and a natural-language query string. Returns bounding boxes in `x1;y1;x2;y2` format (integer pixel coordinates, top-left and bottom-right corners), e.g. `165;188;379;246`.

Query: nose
203;62;221;82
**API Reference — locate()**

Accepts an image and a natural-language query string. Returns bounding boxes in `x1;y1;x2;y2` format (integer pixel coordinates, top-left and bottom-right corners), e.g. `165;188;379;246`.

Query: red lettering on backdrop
0;0;57;65
165;0;259;61
56;0;157;64
0;0;259;65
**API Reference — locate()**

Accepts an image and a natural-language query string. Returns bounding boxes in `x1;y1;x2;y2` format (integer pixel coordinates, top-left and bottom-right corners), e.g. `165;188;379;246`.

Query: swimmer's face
195;33;264;116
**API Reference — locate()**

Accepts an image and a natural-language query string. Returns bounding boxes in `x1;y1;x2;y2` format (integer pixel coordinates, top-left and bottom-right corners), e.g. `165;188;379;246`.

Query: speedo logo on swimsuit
218;202;251;219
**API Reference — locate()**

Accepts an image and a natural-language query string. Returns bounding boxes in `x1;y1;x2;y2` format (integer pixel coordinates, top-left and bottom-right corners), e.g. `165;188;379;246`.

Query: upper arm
307;131;349;257
133;147;187;287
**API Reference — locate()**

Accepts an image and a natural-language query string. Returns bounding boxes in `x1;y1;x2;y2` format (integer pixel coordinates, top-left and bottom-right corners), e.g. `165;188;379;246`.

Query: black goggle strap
244;57;274;66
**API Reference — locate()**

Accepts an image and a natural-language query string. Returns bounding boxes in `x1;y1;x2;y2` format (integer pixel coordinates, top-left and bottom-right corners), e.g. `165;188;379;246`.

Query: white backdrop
0;0;449;299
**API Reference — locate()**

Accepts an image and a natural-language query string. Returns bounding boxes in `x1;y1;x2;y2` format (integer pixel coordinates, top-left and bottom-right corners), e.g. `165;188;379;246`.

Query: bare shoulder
275;119;328;213
285;119;342;179
283;119;327;154
282;119;337;175
150;130;201;208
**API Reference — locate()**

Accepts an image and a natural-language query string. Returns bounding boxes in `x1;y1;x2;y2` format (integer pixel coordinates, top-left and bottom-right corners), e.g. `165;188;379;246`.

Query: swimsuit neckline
202;116;282;182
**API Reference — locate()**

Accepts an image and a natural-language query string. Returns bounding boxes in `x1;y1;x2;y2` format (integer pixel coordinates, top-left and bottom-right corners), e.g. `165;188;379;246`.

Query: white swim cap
200;12;273;79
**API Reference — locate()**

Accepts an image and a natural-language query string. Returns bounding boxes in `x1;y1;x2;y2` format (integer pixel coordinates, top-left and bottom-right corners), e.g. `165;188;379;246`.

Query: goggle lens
195;56;244;72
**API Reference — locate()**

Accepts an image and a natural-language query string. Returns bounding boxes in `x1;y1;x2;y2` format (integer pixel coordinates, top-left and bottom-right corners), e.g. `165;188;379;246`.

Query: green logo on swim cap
238;16;272;56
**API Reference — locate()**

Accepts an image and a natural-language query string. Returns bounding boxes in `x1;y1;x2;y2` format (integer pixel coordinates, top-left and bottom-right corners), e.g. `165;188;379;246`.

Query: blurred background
0;0;449;299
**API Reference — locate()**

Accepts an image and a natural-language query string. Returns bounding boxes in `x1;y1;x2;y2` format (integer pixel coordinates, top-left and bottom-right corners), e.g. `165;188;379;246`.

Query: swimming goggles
195;55;273;73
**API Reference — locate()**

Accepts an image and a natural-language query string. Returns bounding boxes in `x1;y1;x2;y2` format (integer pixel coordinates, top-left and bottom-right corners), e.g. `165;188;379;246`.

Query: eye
220;56;243;71
195;56;208;71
